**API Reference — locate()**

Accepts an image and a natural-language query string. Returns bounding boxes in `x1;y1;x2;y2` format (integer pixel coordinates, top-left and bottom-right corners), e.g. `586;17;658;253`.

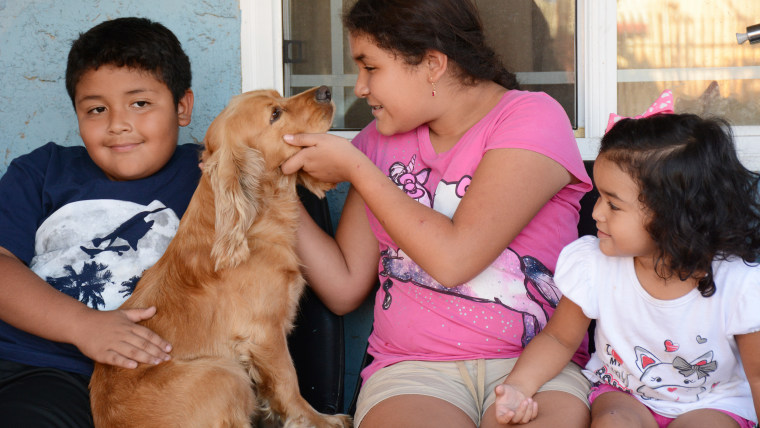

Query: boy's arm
494;297;591;424
0;246;172;368
735;330;760;420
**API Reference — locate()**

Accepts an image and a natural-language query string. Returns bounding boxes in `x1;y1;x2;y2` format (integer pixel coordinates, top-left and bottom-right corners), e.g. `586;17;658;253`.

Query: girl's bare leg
669;409;740;428
359;395;476;428
590;391;657;428
481;390;589;428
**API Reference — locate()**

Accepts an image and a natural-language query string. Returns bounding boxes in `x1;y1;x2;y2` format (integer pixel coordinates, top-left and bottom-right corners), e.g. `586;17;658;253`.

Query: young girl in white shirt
494;110;760;427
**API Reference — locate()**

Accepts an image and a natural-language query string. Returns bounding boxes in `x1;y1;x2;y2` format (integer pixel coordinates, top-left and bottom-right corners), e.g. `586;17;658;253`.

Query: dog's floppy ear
204;136;265;271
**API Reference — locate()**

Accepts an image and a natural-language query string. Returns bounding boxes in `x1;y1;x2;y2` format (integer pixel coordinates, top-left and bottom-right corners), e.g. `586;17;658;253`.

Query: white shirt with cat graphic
556;236;760;422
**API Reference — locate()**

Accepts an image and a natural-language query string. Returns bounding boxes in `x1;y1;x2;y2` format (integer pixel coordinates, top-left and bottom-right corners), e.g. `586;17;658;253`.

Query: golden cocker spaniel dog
89;86;352;428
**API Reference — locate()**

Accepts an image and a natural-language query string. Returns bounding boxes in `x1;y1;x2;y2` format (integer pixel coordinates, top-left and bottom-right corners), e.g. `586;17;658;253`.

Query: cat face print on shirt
594;339;720;404
635;345;718;403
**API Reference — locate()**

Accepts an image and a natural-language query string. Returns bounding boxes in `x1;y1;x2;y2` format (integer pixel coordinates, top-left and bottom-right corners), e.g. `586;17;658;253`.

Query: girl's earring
431;81;437;97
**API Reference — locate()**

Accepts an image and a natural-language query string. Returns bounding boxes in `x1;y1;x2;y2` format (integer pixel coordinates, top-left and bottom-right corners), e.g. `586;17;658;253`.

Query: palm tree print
46;261;112;309
119;275;140;297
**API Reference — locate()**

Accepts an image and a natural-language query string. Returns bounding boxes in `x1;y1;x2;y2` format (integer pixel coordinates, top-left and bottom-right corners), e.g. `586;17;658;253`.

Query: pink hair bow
606;89;674;133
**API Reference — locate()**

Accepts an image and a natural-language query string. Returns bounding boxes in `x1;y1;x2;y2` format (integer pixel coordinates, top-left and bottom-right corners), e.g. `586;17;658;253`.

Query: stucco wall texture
0;0;242;175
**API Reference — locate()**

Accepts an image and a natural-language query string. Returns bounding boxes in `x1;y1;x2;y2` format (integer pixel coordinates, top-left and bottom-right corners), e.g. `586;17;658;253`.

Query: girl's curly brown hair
343;0;519;90
601;113;760;297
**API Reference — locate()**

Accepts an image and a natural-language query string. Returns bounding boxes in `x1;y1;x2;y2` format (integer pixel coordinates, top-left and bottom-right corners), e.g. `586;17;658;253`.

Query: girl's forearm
504;331;579;395
346;149;571;288
295;194;379;315
735;331;760;423
505;298;590;395
346;158;464;283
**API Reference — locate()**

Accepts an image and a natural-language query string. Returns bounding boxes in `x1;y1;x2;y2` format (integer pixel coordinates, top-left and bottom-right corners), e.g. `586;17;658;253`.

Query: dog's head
200;86;335;270
202;86;335;195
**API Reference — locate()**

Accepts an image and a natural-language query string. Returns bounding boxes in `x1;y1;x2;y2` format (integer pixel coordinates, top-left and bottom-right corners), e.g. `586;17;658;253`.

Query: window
241;0;760;168
281;0;577;130
617;0;760;126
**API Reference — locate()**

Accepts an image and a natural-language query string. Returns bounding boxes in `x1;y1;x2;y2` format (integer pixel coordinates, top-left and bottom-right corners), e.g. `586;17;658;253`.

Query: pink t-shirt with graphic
353;90;592;382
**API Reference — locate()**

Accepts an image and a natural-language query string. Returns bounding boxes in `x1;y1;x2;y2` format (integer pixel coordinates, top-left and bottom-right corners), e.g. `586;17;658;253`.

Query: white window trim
240;0;284;95
241;0;760;170
576;0;616;158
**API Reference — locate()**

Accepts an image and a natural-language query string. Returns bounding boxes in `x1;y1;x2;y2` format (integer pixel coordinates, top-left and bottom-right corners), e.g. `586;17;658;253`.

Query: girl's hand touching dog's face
281;133;371;184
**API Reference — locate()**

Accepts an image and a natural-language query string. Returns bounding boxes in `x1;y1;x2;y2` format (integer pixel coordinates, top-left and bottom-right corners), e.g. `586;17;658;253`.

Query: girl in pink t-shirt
282;1;592;427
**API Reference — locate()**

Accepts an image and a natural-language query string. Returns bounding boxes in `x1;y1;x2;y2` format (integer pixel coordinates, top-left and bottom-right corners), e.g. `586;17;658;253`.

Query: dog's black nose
315;85;331;103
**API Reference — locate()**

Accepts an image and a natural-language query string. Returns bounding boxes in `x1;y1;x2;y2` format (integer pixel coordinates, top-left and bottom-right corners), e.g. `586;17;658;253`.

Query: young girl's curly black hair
600;113;760;297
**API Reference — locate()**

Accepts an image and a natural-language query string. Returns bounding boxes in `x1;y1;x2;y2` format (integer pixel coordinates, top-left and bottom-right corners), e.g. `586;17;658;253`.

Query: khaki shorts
354;359;590;426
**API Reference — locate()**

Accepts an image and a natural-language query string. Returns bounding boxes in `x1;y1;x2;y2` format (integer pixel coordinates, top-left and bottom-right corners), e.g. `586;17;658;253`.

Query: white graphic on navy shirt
30;200;180;310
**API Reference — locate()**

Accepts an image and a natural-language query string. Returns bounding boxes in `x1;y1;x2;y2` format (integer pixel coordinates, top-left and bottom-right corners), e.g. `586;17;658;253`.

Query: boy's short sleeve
0;143;55;264
554;236;601;319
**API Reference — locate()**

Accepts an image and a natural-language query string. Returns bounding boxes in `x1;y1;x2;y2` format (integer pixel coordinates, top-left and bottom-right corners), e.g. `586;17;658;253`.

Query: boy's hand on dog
281;133;370;183
73;306;172;369
493;383;538;425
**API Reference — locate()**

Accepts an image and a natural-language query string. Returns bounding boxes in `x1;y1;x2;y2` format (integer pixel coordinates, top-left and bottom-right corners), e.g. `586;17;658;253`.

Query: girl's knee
531;391;590;428
590;393;655;428
591;409;651;428
668;409;743;428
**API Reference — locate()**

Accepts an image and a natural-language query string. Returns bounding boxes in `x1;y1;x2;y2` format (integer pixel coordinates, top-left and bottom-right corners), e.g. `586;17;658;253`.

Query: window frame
241;0;760;169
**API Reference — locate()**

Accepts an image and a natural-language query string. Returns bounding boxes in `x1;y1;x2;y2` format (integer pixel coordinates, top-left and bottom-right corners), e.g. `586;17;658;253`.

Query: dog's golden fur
89;87;351;428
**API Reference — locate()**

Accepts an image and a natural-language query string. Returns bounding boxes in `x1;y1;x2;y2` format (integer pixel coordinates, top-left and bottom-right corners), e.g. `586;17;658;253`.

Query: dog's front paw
323;413;352;428
282;413;352;428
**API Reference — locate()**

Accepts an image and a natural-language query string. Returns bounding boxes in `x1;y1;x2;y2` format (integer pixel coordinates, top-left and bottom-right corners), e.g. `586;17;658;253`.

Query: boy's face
74;65;193;181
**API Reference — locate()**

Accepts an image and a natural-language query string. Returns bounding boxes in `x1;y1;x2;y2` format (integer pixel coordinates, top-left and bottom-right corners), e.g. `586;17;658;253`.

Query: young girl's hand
71;306;172;369
493;383;538;424
281;133;370;183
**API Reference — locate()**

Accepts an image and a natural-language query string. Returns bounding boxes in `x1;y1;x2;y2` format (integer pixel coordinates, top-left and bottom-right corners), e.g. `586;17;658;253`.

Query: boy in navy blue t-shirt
0;17;201;426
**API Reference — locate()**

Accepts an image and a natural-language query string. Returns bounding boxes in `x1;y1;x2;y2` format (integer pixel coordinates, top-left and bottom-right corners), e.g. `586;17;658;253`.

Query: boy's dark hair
343;0;519;90
65;17;191;107
601;113;760;297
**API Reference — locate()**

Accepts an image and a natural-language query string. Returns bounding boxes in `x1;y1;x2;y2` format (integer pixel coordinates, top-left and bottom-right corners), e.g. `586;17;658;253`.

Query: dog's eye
270;107;283;124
